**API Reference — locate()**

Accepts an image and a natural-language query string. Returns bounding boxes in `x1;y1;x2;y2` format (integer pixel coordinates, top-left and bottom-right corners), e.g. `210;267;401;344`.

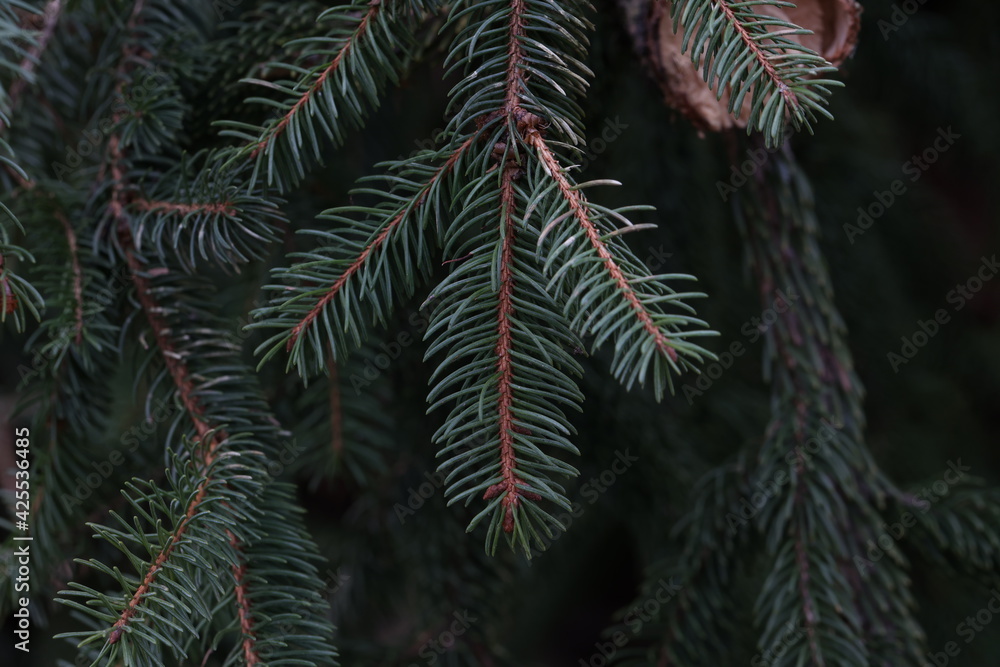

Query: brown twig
56;210;84;344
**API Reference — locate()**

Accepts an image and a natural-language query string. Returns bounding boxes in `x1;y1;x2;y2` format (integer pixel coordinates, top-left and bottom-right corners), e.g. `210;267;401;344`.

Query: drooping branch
100;0;238;644
107;232;229;644
476;0;540;534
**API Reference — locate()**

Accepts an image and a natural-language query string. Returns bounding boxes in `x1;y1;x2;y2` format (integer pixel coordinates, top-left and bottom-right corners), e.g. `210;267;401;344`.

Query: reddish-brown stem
108;234;228;644
710;0;799;113
56;210;84;344
132;199;236;216
286;137;474;350
230;534;260;666
104;3;240;643
123;244;220;448
527;132;679;362
483;165;531;532
502;0;526;116
249;0;380;160
477;0;543;533
790;402;822;664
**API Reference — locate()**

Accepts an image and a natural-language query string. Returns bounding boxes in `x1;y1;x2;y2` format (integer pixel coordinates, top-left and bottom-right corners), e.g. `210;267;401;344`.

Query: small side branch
1;0;63;133
528;132;679;362
287;137;474;350
249;0;381;160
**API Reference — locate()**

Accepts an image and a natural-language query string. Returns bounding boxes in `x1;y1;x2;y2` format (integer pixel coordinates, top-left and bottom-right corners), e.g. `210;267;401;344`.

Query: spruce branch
251;136;473;376
247;0;380;159
531;136;679;365
252;0;715;554
222;0;422;192
667;0;844;146
488;163;532;535
90;232;234;650
0;0;62;133
49;5;337;663
736;142;925;665
128;152;286;273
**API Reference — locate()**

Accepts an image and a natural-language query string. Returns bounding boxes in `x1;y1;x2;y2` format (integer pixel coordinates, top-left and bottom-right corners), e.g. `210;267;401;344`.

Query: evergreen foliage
0;0;998;665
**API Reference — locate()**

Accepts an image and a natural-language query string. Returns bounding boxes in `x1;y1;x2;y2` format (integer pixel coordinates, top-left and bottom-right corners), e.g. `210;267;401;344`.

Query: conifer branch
90;2;236;648
248;0;381;161
530;133;679;363
223;0;421;191
481;163;542;533
736;143;922;665
667;0;843;146
704;0;799;112
284;136;473;354
122;238;223;451
106;234;227;645
0;0;62;133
